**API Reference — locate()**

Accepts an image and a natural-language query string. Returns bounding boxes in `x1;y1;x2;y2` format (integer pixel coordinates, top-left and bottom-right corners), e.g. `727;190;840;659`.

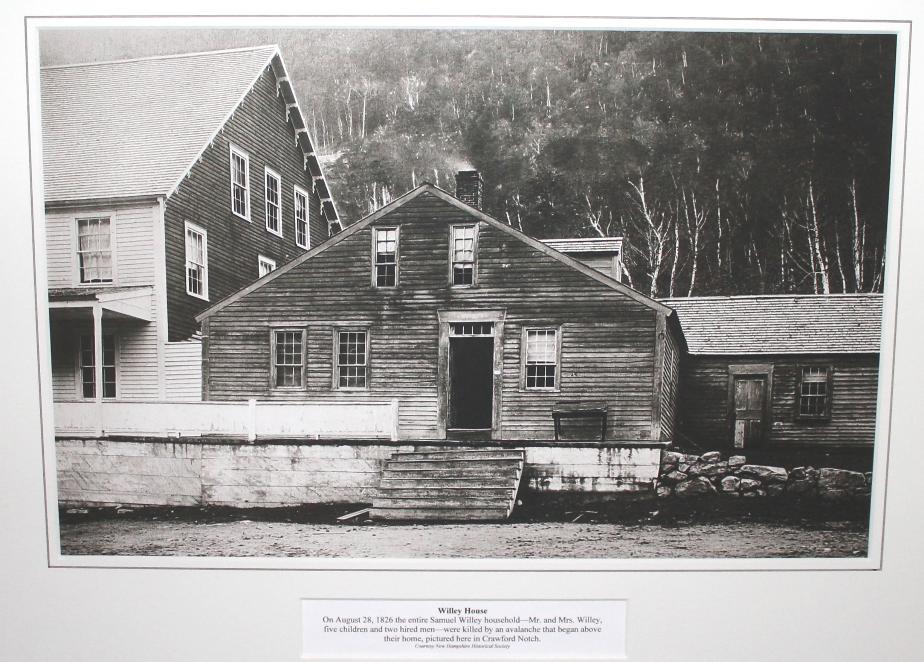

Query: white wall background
2;3;922;661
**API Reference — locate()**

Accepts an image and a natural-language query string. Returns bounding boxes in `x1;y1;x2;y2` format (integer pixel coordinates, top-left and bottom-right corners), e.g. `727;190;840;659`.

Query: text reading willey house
37;28;896;560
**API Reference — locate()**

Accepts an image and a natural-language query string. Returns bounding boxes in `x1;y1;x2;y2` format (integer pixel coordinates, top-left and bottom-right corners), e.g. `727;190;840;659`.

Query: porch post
92;303;103;436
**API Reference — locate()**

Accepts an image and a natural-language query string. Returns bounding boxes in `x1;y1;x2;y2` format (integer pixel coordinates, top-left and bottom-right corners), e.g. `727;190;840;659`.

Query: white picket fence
54;399;400;441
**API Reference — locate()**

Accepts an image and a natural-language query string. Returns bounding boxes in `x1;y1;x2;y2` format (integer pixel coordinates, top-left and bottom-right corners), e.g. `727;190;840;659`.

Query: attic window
450;225;477;286
230;145;250;220
374;227;398;287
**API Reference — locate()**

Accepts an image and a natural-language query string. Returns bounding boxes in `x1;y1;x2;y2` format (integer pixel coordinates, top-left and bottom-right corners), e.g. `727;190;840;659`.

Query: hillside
40;28;897;296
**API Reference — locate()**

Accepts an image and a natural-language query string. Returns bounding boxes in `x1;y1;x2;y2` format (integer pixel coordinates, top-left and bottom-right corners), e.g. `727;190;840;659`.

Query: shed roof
40;45;338;223
660;294;883;355
540;237;623;253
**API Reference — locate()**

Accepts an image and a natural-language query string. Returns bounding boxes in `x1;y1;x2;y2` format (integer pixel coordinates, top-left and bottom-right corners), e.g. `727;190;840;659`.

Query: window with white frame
797;366;831;420
374;227;398;287
272;329;305;388
265;167;281;235
79;334;116;398
336;329;368;389
523;328;559;389
258;255;277;277
230;145;250;219
184;222;208;299
294;186;310;249
76;217;113;284
451;225;477;286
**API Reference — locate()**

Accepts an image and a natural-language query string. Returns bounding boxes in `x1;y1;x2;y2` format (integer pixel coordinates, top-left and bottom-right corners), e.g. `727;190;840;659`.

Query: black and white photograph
31;19;904;565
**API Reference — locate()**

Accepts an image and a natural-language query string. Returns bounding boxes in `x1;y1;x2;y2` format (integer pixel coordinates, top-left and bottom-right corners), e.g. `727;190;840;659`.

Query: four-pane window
294;186;310;249
272;330;304;388
451;225;476;286
798;366;831;419
337;330;368;389
79;334;116;399
524;328;559;389
265;167;281;235
230;146;250;219
184;223;208;299
76;217;113;283
374;228;398;287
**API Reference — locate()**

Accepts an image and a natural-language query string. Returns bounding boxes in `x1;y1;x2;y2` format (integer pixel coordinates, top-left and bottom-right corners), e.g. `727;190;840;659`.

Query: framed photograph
3;4;921;661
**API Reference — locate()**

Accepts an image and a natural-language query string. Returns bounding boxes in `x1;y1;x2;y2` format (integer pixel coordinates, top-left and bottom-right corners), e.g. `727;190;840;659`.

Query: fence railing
53;398;400;441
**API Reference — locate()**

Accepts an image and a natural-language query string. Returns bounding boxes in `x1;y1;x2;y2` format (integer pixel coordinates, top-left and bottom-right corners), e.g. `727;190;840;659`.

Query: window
523;328;559;390
373;228;398;287
336;329;368;389
265;167;281;235
184;222;208;300
294;186;310;249
76;217;113;284
258;255;276;277
797;366;831;420
79;334;116;398
451;225;477;286
272;329;305;388
230;145;250;219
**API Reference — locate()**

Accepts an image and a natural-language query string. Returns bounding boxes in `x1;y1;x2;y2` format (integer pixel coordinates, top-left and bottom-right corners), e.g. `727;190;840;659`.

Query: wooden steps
370;447;525;522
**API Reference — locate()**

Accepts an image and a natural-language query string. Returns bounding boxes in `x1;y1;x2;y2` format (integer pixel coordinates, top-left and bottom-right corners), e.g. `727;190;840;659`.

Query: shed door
733;376;766;448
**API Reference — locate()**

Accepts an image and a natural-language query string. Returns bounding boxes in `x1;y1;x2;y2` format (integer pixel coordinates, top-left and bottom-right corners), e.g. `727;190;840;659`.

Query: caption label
302;599;626;660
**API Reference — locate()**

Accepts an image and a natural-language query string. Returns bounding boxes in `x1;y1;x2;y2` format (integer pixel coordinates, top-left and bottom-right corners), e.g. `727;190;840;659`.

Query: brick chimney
455;170;483;210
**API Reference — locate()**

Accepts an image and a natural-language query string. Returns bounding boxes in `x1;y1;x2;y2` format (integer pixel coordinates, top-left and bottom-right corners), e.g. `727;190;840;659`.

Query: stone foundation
56;437;664;508
657;450;872;501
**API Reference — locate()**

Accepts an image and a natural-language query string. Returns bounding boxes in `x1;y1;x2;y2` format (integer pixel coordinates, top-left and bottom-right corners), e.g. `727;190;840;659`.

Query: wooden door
733;376;766;448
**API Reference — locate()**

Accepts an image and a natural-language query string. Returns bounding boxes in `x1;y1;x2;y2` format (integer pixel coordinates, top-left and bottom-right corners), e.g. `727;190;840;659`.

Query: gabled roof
40;45;339;224
197;183;672;322
660;294;883;355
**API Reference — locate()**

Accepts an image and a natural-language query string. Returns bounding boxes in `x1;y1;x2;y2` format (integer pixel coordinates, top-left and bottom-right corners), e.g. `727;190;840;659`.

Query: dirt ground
59;517;868;559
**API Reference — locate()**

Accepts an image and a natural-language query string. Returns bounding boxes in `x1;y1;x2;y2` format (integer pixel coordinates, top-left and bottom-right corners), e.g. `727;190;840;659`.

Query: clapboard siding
680;354;879;449
659;318;681;441
45;203;157;288
164;65;326;342
205;192;662;440
165;341;203;400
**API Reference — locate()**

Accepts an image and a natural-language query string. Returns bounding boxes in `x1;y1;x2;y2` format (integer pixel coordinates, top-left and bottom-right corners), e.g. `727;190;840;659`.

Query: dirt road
59;518;867;559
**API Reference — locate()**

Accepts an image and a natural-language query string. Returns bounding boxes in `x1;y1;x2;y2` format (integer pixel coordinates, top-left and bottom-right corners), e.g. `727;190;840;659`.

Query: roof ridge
41;44;279;71
661;293;883;301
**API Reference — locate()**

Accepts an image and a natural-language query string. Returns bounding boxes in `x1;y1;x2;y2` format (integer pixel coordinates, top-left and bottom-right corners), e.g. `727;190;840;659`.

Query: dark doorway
449;337;494;430
732;376;766;448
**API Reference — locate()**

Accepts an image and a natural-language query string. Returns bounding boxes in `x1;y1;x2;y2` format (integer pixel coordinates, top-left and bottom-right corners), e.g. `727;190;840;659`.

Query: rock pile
657;451;872;501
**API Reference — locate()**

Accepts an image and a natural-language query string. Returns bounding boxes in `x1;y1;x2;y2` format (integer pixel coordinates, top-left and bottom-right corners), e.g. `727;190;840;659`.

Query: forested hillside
41;28;897;296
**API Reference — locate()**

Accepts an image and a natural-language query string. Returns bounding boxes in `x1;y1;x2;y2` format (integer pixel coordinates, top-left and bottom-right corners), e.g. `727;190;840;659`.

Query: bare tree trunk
627;176;670;297
807;180;831;294
850;177;866;291
669;211;680;297
834;223;848;293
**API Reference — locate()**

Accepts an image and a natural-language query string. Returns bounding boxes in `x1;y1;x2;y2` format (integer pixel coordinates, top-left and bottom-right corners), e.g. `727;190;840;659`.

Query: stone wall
56;438;664;508
657;450;873;500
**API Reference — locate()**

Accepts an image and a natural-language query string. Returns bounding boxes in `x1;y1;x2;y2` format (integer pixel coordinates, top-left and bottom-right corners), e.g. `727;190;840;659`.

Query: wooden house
197;173;684;443
42;45;339;409
663;294;883;469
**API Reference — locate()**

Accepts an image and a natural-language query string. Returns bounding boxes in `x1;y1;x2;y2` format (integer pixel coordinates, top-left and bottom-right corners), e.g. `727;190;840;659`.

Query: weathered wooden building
198;175;684;444
42;45;339;410
663;294;883;469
